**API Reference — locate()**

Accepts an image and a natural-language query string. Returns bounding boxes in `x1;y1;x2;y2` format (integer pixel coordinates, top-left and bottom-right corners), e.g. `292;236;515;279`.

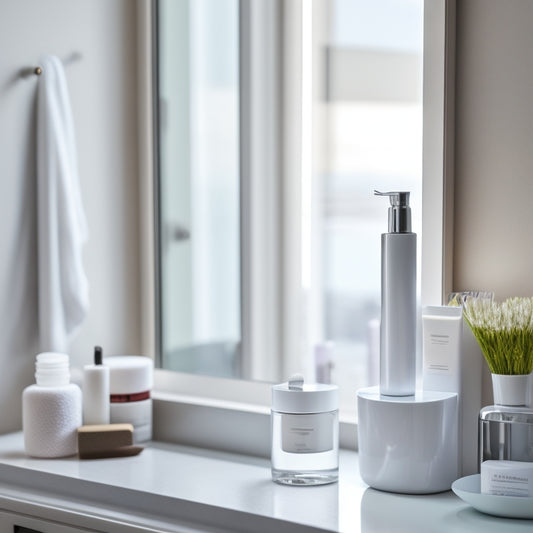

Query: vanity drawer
0;511;97;533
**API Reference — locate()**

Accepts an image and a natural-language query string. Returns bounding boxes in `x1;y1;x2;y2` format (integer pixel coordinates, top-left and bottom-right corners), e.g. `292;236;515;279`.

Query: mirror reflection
156;0;424;403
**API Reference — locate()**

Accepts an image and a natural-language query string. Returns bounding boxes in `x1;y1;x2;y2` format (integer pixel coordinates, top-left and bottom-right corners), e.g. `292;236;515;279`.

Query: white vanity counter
0;432;530;533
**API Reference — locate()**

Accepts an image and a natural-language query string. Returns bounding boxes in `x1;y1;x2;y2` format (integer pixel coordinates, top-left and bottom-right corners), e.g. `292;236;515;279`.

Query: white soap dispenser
356;191;459;494
374;190;416;396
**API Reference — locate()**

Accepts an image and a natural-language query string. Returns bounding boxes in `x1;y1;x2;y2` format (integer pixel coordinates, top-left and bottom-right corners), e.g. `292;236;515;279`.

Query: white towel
37;54;89;352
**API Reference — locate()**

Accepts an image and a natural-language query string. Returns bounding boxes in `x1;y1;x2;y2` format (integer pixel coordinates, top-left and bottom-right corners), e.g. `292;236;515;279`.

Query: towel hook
24;53;82;78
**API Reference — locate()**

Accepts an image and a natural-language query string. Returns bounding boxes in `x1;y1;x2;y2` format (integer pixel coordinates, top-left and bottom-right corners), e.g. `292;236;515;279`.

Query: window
156;0;241;378
318;0;423;410
151;0;454;421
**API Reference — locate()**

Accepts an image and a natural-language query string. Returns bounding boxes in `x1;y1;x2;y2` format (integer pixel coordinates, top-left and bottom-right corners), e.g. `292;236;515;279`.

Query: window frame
140;0;457;455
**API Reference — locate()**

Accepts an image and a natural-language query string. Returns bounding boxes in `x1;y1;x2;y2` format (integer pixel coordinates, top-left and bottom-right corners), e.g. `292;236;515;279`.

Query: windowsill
152;369;358;456
0;432;525;533
0;432;359;532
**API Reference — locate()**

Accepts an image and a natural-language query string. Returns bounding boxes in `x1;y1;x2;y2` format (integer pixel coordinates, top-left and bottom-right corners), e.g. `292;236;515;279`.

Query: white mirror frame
422;0;456;306
138;0;457;456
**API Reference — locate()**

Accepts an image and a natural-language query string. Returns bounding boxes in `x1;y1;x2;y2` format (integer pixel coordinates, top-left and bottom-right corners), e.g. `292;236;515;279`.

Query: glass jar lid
272;374;338;414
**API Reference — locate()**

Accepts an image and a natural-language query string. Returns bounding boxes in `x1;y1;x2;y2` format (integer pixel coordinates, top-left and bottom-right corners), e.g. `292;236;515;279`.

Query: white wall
0;0;141;433
454;0;533;296
454;0;533;401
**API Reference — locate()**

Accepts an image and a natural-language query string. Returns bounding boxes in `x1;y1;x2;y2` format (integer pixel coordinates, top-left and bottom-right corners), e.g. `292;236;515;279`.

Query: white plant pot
492;374;531;406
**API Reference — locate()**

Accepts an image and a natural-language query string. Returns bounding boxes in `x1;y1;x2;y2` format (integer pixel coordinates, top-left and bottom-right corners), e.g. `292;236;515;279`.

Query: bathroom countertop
0;432;531;533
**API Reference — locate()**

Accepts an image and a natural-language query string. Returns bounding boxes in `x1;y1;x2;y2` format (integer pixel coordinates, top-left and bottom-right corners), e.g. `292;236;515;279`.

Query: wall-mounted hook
21;53;82;79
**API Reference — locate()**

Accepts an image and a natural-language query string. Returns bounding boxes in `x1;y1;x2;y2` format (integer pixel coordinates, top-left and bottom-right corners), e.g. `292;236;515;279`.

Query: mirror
154;0;435;404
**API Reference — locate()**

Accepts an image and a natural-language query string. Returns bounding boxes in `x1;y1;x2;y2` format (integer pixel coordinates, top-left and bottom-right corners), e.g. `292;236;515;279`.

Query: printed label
423;316;460;376
487;473;532;497
426;333;451;373
281;413;334;454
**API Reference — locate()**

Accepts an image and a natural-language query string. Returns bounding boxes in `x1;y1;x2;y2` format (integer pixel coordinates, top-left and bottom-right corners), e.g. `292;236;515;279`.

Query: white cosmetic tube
422;306;463;394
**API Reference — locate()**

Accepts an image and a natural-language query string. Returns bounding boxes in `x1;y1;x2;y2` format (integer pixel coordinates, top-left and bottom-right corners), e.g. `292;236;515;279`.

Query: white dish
452;474;533;519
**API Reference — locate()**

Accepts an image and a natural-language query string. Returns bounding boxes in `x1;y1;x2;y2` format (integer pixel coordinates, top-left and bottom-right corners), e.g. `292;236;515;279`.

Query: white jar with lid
105;355;153;443
271;375;339;485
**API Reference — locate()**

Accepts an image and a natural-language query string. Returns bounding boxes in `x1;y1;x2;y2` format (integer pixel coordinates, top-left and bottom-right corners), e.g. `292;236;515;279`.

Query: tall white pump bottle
375;190;416;396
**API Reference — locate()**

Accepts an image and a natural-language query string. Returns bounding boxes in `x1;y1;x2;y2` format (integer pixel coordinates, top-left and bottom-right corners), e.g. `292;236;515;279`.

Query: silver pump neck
374;190;412;233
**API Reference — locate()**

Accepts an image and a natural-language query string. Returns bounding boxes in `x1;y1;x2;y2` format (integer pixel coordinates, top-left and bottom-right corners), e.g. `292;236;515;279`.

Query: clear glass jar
271;376;339;485
479;405;533;469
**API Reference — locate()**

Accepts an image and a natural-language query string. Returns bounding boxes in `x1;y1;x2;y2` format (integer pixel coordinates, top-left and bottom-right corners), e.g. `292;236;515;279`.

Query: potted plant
462;296;533;406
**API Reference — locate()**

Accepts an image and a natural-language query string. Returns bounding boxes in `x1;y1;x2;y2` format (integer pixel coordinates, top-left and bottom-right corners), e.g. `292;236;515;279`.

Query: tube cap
272;375;338;414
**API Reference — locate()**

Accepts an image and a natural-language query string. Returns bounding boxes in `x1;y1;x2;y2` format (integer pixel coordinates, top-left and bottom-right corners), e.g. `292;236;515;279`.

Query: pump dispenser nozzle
374;190;412;233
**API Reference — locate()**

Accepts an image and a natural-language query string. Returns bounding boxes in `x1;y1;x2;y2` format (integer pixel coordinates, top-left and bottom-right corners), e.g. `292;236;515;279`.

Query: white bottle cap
35;352;70;387
272;375;338;414
104;356;153;394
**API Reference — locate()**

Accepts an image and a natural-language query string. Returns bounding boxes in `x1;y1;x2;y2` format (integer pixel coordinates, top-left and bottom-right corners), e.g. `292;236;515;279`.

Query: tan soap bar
78;423;134;458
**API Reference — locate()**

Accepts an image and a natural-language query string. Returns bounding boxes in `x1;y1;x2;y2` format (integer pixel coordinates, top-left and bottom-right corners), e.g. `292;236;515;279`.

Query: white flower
462;297;533;375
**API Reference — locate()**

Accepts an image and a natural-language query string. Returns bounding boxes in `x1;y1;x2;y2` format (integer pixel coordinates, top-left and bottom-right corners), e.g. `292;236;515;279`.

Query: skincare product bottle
271;375;339;485
83;346;110;425
314;342;334;384
22;352;82;458
105;355;153;442
375;190;416;396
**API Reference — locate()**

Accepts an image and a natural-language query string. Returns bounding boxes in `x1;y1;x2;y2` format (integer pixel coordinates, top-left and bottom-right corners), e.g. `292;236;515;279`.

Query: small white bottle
314;342;334;384
83;346;110;425
271;375;339;486
23;352;82;458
